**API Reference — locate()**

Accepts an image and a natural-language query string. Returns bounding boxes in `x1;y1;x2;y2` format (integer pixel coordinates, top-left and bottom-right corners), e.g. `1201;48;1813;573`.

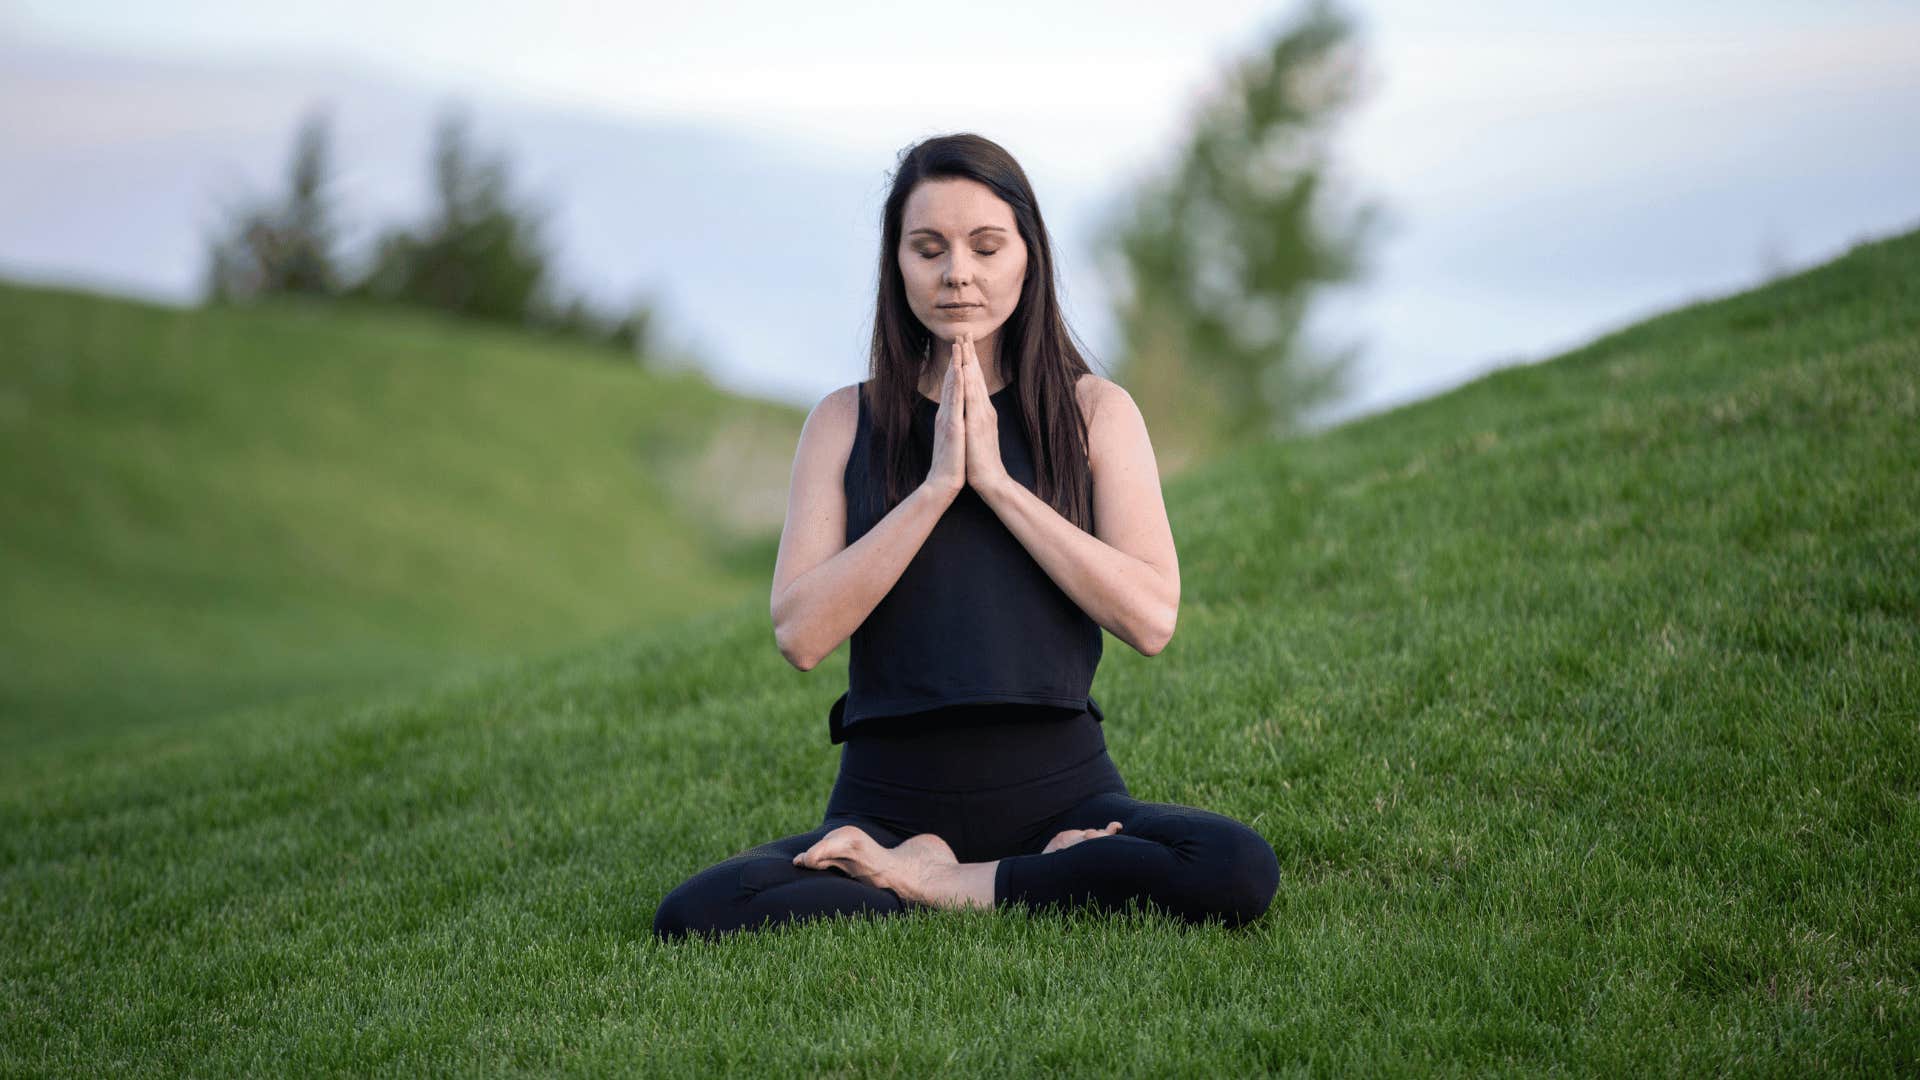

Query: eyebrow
907;226;1009;239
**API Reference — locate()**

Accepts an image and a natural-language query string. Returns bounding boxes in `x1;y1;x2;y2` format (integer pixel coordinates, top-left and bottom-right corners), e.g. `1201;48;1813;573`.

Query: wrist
972;471;1015;506
918;478;963;507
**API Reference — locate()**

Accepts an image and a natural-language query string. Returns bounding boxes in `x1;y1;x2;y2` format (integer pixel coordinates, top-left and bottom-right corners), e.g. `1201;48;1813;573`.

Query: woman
652;133;1279;941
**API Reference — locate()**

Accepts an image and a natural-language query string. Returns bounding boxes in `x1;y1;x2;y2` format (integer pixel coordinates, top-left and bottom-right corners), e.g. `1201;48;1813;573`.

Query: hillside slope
2;226;1916;1072
0;287;801;740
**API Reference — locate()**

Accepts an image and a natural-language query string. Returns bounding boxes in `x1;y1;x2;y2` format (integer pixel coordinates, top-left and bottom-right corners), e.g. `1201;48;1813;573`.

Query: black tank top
826;379;1105;743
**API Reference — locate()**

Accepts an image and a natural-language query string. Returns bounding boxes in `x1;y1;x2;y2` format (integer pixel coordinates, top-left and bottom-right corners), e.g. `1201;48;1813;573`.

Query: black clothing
647;377;1280;942
827;379;1103;743
651;703;1281;941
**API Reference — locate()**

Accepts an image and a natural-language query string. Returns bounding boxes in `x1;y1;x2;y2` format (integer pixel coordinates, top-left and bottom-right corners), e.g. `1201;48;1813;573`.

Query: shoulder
822;380;862;417
1072;373;1146;469
1072;372;1139;431
807;382;862;430
797;382;863;461
1072;371;1107;417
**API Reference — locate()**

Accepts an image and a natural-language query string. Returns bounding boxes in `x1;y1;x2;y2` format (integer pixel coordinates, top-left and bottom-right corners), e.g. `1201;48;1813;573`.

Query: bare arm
975;376;1181;656
769;384;959;671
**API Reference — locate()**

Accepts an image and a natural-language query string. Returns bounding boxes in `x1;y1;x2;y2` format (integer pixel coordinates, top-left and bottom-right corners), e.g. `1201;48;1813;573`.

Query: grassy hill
0;286;800;743
3;226;1917;1073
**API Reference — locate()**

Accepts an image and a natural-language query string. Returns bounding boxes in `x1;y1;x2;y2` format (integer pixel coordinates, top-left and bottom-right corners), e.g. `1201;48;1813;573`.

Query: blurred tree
202;100;662;360
348;106;554;326
1100;0;1381;456
606;297;656;360
523;286;662;364
202;107;344;303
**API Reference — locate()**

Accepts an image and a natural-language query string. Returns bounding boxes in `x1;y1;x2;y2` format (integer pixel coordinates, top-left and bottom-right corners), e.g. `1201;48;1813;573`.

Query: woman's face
897;177;1028;351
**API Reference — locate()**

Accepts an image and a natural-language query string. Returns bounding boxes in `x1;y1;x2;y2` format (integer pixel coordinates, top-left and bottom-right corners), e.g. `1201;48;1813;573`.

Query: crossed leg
652;815;916;941
990;791;1280;929
653;794;1280;941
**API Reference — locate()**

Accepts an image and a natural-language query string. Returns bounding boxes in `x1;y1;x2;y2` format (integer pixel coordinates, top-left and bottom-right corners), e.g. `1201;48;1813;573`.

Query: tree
349;106;554;326
202;100;658;360
606;296;657;359
1101;0;1380;452
202;107;344;303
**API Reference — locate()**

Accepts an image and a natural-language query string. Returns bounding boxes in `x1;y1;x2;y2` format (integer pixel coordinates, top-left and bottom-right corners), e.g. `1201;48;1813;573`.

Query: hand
1042;821;1123;855
957;333;1011;497
924;338;967;500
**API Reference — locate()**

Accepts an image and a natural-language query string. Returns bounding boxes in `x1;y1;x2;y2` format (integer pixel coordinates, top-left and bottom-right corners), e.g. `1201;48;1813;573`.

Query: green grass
0;288;798;744
4;225;1918;1074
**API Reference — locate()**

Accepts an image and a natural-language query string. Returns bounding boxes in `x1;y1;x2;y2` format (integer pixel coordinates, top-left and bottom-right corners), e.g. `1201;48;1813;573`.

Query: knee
1197;820;1280;929
652;877;713;942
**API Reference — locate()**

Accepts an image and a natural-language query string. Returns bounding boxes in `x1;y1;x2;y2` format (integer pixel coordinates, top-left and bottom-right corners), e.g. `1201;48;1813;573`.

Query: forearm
773;482;958;670
978;477;1176;654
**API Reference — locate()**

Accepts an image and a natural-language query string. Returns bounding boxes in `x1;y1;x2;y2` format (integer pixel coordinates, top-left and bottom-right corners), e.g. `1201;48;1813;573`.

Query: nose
944;251;973;288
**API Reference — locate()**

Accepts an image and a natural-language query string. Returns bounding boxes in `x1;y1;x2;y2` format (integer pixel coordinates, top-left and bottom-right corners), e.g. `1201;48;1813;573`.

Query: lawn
3;226;1916;1074
0;287;796;745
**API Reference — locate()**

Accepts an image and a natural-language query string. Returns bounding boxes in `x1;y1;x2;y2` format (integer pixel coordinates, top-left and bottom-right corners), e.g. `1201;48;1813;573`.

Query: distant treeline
201;0;1376;439
202;104;656;359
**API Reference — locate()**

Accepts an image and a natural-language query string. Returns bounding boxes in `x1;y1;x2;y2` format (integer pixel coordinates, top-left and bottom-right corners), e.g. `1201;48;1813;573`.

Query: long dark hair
862;133;1099;534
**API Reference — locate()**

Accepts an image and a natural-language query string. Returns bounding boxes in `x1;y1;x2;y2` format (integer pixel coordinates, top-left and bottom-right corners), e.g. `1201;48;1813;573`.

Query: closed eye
919;251;999;259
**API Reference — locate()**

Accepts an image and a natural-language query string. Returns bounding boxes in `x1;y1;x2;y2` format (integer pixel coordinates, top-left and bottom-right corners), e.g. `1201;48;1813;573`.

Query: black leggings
652;702;1280;941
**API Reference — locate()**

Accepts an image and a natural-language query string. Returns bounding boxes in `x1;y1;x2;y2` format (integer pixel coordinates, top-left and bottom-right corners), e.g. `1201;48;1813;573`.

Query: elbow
1135;600;1178;658
772;582;841;671
771;595;816;672
773;620;820;672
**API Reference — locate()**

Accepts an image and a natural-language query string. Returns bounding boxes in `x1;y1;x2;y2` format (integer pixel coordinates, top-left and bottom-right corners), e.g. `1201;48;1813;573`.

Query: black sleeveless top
826;379;1105;743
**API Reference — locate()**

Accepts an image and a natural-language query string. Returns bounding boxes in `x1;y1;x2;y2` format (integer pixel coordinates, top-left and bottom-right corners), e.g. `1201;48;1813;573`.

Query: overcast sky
4;0;1918;426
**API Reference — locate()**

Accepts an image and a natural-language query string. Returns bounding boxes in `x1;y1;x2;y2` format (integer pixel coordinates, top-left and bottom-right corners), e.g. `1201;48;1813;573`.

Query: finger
952;347;965;416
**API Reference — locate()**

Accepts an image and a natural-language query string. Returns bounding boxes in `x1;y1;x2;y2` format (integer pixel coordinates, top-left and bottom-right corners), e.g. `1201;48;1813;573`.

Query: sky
4;0;1918;427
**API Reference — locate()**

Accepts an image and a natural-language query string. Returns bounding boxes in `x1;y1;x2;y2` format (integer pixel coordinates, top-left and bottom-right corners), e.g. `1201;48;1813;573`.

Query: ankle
902;860;950;908
918;861;996;911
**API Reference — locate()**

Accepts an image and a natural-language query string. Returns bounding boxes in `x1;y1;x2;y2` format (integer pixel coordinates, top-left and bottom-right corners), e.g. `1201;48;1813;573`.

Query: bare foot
791;826;959;905
887;833;962;906
1042;820;1123;855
